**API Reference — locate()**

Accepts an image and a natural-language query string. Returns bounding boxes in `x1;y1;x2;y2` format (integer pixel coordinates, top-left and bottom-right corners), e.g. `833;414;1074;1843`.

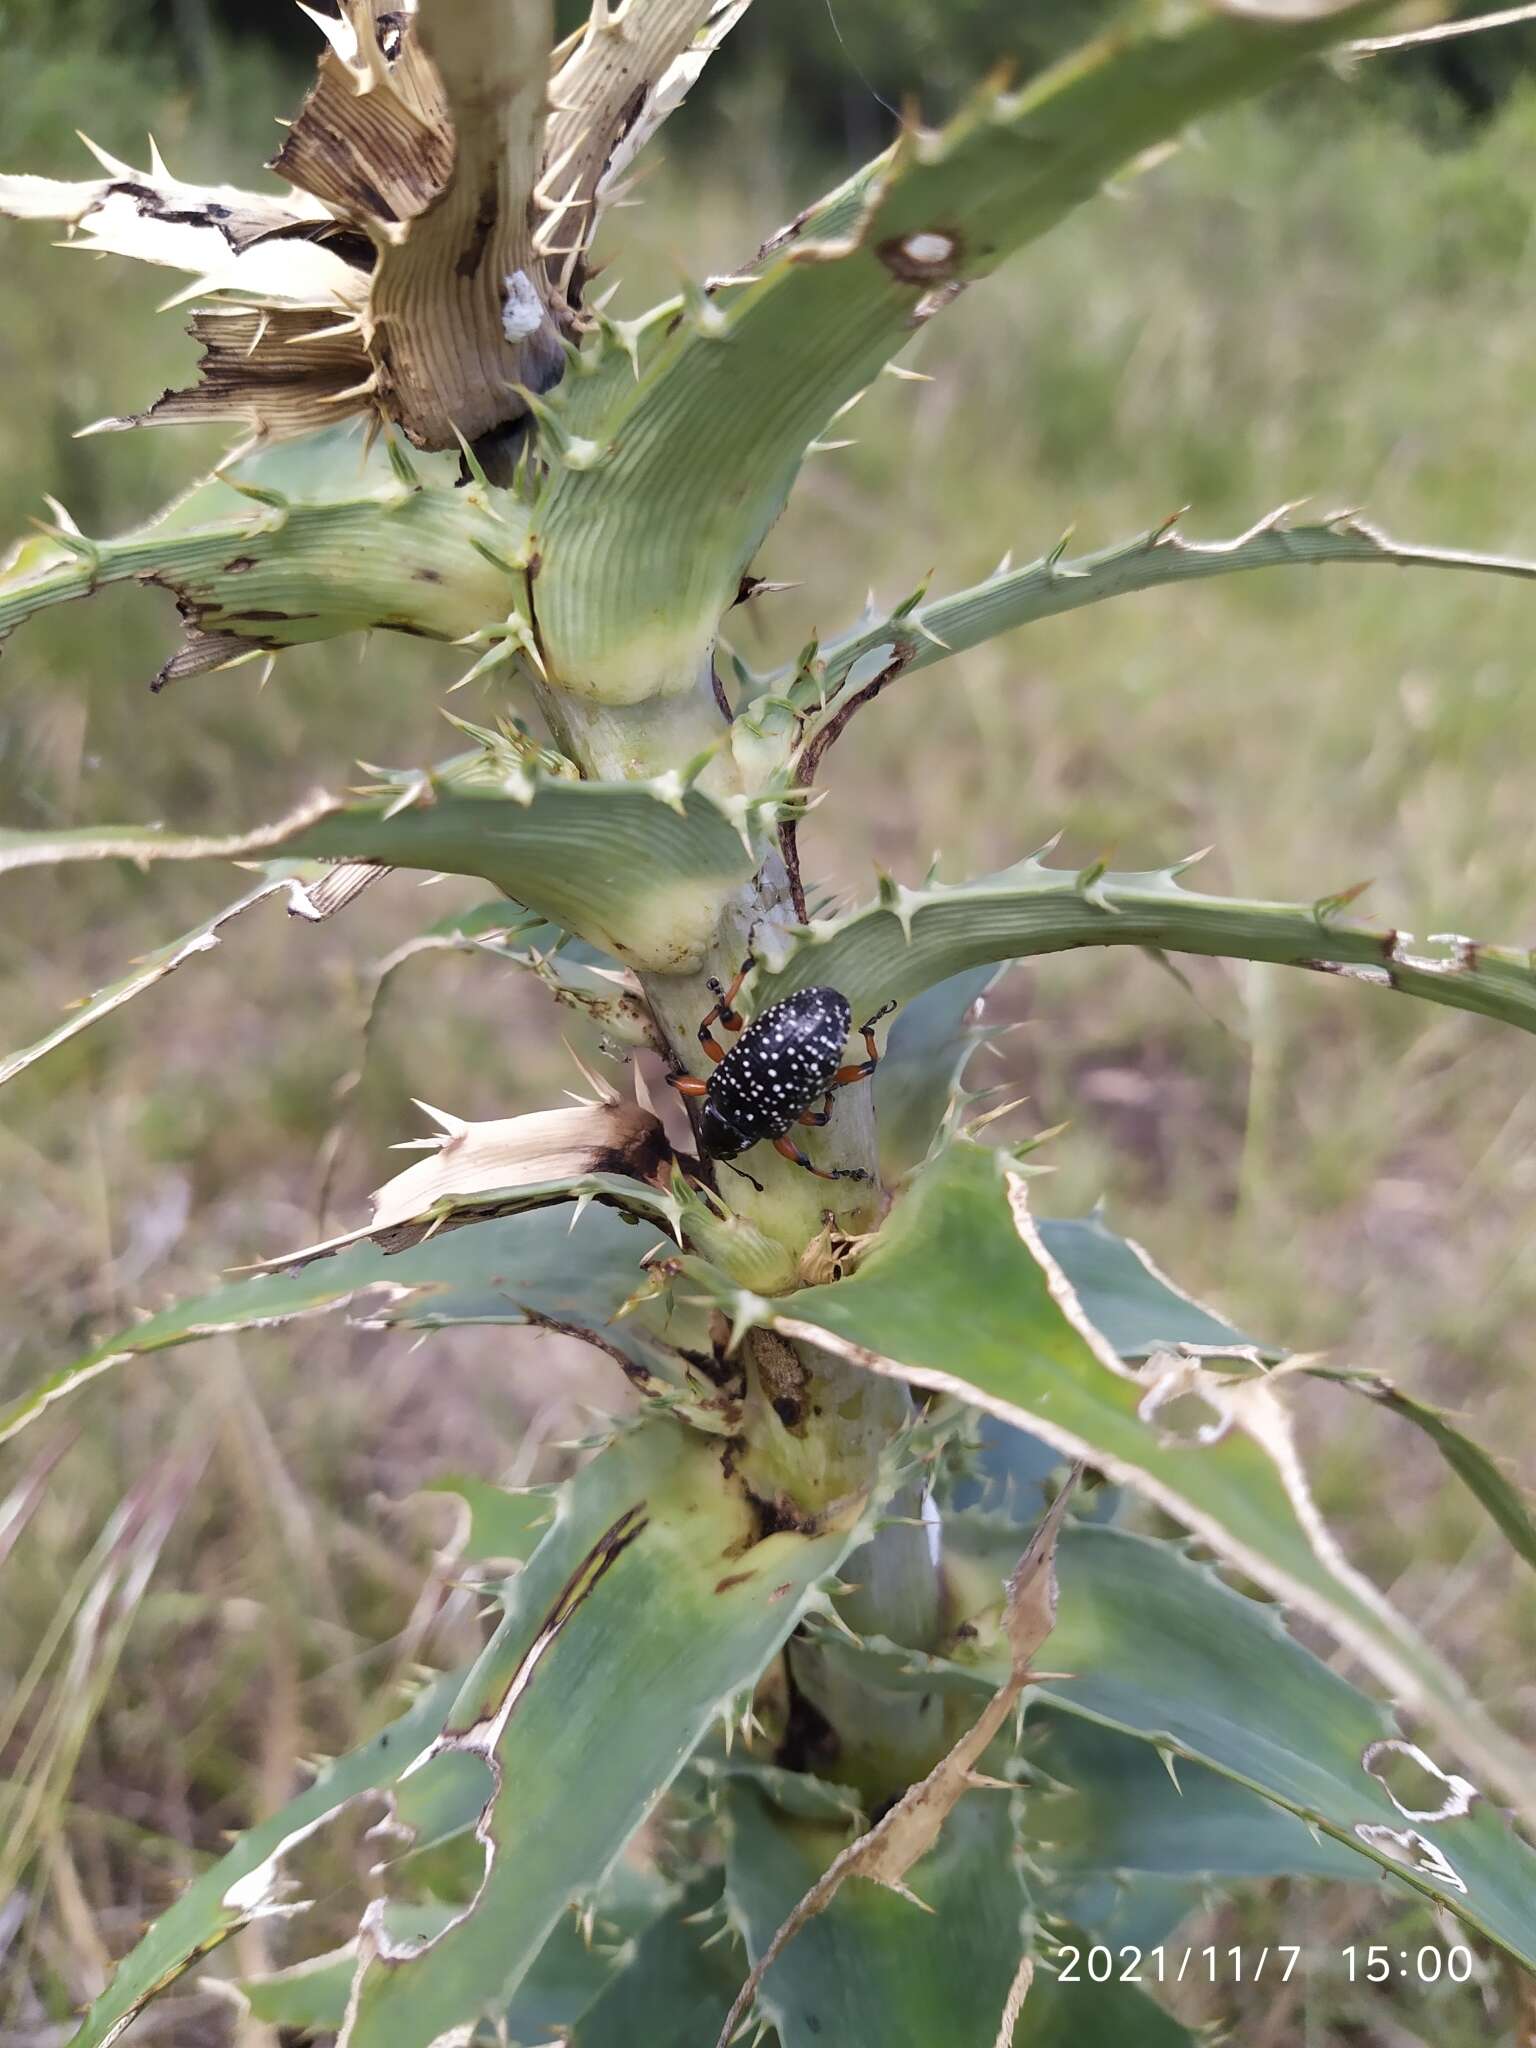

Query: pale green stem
537;662;899;1511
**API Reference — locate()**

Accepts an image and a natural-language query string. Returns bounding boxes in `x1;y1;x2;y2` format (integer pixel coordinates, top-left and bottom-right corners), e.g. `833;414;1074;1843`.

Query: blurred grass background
5;2;1536;2042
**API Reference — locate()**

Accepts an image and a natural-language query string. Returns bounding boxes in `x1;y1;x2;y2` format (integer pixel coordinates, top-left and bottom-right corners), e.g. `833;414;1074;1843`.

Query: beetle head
698;1096;747;1161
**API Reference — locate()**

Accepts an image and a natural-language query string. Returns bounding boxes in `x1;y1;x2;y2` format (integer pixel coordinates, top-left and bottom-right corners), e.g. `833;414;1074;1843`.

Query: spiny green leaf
64;1669;467;2048
0;473;531;680
1051;1214;1536;1577
775;508;1536;723
1023;1713;1361;1884
947;1209;1256;1517
423;1477;560;1571
873;963;1002;1177
338;1421;858;2048
1313;1367;1536;1576
0;868;300;1092
533;0;1395;704
71;1408;857;2048
750;848;1536;1041
0;776;767;971
694;1752;869;1827
722;1783;1032;2048
0;1206;674;1450
1041;1212;1260;1362
816;1514;1536;1968
1010;1952;1196;2048
238;1878;676;2037
235;1910;455;2033
570;1878;744;2048
695;1140;1536;1839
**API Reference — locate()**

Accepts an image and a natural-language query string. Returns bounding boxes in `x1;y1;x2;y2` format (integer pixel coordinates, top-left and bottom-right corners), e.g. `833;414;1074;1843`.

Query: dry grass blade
0;1432;78;1570
1350;3;1536;52
1218;0;1389;15
713;1471;1082;2048
0;1456;204;1967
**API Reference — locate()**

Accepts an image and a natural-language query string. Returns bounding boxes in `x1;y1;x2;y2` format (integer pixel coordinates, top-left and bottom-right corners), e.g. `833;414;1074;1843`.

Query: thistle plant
7;3;1536;2043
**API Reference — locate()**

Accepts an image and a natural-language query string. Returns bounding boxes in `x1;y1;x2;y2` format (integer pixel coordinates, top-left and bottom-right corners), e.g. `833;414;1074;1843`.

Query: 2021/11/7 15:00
1055;1944;1475;1984
1344;1944;1475;1982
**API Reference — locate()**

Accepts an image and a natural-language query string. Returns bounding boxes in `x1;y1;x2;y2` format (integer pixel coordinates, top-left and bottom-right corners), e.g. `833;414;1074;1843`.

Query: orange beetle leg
772;1133;871;1183
697;956;753;1057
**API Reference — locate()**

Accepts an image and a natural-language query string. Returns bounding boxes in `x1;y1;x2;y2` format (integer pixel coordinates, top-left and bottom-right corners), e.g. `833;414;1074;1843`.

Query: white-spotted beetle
667;961;896;1182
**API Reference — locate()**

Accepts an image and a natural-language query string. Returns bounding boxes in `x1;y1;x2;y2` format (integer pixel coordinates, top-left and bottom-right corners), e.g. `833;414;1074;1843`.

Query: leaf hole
1361;1738;1477;1822
1353;1821;1468;1894
1136;1357;1231;1446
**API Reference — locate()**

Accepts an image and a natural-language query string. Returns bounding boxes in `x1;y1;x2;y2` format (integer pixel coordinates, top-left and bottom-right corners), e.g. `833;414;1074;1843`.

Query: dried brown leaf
98;306;373;441
272;1097;671;1264
365;0;563;447
0;151;330;267
271;7;452;224
543;0;752;294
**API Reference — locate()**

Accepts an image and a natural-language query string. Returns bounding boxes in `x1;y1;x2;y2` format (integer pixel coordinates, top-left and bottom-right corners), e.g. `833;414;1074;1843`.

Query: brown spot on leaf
456;178;499;280
877;226;963;285
758;202;816;264
748;1328;810;1437
352;178;393;224
376;12;407;61
753;1489;808;1538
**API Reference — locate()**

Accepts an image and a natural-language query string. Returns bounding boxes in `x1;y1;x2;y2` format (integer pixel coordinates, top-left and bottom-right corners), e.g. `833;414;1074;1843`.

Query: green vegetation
4;4;1536;2044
